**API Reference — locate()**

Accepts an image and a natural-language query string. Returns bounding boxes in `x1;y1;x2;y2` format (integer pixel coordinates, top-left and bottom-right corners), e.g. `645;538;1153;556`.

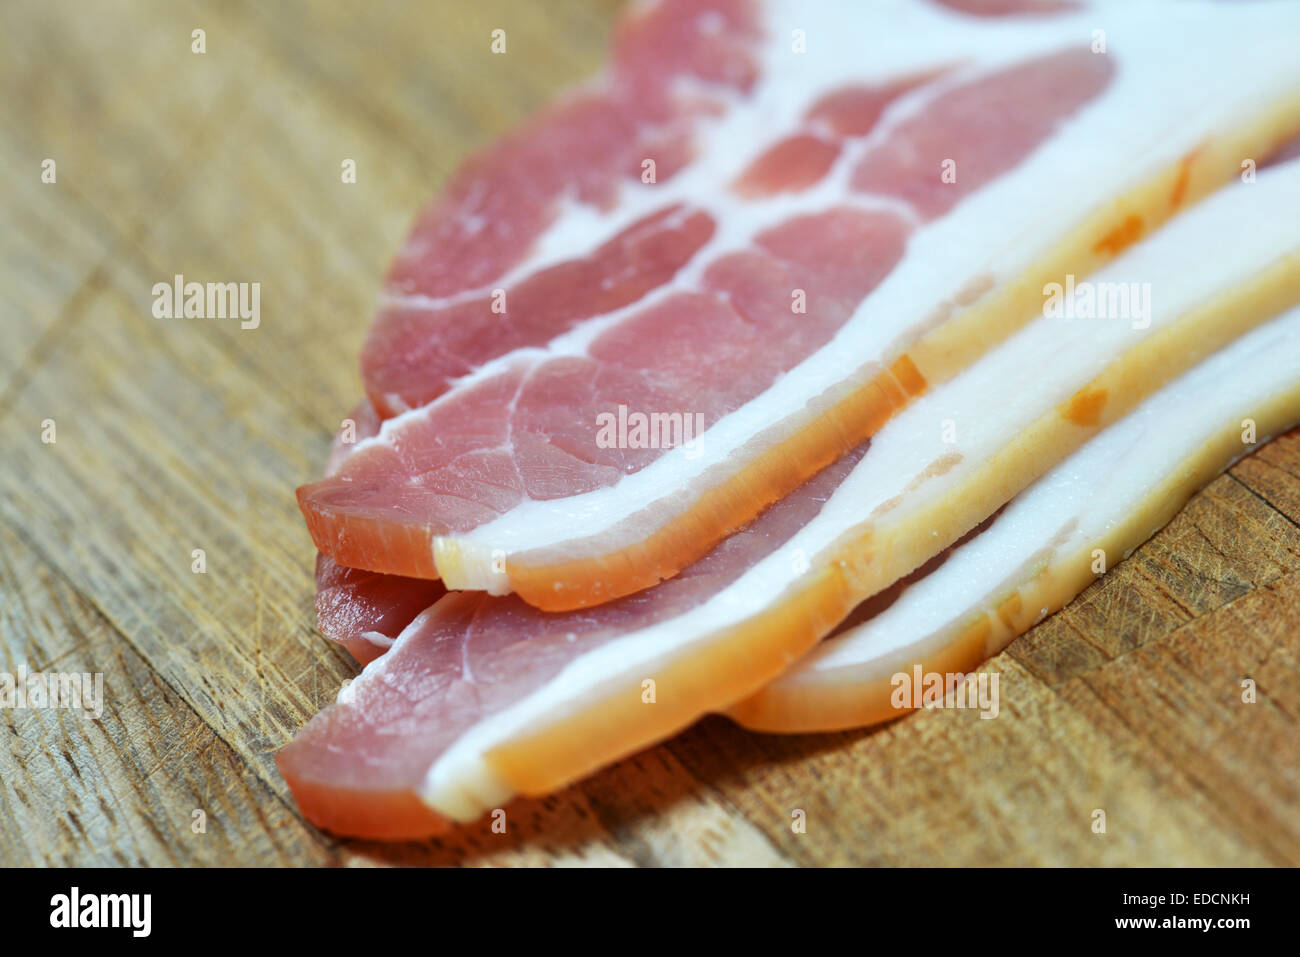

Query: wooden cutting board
2;0;1298;867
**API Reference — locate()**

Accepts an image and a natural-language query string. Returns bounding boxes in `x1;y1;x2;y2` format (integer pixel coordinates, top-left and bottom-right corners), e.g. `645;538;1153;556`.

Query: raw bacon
300;0;1300;612
311;402;447;663
280;160;1300;838
283;445;865;838
376;0;762;337
731;304;1300;731
313;554;443;666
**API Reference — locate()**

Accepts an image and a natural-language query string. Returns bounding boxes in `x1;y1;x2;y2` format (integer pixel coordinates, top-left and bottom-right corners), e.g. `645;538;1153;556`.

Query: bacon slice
730;303;1300;731
300;0;1300;611
279;161;1300;838
310;402;447;664
313;554;444;666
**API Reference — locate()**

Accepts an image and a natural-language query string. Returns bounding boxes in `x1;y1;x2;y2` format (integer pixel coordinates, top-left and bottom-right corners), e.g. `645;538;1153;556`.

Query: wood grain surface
2;0;1298;867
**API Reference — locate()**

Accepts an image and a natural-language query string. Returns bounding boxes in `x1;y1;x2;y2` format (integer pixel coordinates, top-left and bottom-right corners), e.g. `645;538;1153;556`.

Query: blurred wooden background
2;0;1298;866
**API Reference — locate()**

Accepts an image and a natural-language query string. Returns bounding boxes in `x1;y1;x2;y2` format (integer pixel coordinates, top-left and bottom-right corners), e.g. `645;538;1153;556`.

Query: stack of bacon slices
280;0;1300;839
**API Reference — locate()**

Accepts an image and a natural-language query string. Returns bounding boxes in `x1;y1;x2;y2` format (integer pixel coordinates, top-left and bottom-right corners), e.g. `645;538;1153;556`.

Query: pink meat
314;404;446;663
365;206;717;414
734;71;945;197
732;134;843;197
806;75;947;137
322;400;382;477
852;49;1112;219
314;553;445;666
280;445;866;822
302;206;909;574
368;0;763;416
300;47;1114;581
